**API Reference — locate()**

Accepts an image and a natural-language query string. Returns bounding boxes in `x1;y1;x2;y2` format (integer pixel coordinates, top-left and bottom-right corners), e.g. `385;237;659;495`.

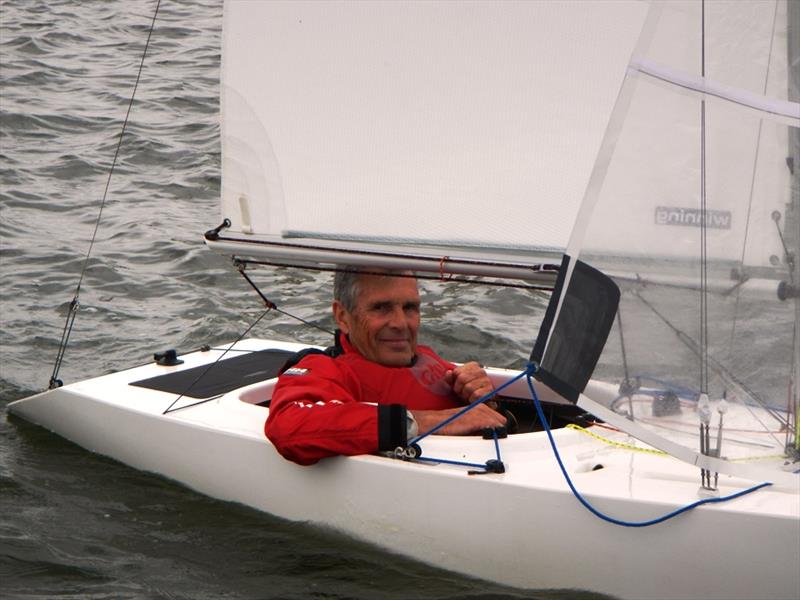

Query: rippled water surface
0;2;598;599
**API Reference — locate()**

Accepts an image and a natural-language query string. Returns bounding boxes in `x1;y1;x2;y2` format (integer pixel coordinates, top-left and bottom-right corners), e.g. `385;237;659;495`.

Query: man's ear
332;300;351;334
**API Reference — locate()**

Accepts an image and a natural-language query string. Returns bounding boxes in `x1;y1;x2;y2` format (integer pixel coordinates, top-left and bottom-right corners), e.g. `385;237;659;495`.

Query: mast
787;0;800;453
699;0;714;491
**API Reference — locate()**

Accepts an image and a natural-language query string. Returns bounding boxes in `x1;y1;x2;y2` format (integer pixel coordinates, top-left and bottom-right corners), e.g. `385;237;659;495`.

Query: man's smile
380;338;411;348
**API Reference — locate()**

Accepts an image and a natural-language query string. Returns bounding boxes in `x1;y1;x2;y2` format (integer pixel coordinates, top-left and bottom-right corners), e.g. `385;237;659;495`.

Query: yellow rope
729;454;786;463
566;424;667;456
566;424;785;462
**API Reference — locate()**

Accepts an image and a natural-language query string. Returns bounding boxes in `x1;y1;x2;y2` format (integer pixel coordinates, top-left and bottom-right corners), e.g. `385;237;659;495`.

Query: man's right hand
410;404;507;436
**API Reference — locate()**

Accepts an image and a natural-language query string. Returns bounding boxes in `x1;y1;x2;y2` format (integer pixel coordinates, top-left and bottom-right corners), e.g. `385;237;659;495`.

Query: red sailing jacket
265;334;462;465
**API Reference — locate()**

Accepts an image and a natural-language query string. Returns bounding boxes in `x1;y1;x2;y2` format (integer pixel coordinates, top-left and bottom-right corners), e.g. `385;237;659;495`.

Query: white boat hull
8;339;799;600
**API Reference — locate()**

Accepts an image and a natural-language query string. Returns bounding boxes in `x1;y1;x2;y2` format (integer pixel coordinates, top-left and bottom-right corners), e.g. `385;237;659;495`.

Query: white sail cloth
215;0;647;272
542;0;800;485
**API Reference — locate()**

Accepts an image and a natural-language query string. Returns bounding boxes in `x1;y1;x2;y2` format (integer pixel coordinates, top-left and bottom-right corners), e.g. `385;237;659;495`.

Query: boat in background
9;2;800;599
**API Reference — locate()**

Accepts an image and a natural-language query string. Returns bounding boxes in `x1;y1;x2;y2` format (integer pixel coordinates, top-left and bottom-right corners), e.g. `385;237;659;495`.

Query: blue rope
411;433;504;474
408;365;535;446
523;366;772;527
492;428;502;462
405;366;522;473
415;456;487;469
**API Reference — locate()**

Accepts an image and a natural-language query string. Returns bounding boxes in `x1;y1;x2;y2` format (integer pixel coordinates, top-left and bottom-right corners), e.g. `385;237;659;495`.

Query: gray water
0;2;602;598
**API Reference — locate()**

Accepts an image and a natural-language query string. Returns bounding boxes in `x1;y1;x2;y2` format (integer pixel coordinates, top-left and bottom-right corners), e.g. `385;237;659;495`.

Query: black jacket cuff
377;404;408;451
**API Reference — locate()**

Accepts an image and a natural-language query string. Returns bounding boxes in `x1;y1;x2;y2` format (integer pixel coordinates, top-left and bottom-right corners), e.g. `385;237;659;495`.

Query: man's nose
387;305;406;327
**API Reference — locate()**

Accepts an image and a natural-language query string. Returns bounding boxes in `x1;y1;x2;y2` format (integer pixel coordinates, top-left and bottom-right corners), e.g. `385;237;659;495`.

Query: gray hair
333;267;417;313
333;269;361;313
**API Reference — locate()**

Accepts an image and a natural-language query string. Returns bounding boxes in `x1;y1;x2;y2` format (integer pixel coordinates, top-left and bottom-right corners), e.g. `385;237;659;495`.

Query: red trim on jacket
264;334;461;465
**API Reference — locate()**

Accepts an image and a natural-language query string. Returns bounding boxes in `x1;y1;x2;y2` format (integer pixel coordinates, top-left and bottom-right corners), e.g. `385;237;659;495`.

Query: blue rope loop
523;370;772;527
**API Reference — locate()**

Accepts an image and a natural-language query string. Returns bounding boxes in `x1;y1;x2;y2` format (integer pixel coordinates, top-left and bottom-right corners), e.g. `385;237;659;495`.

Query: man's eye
404;304;420;314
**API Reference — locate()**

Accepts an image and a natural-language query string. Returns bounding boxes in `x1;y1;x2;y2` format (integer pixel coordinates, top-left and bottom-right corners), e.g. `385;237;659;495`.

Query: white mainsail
210;0;648;279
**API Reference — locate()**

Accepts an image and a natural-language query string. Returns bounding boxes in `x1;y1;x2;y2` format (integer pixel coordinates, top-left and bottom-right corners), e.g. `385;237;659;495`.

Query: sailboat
8;1;799;599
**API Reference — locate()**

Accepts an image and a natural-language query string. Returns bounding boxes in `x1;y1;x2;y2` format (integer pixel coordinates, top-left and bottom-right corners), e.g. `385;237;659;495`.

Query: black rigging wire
617;309;630;385
48;0;162;389
633;289;788;429
729;0;780;349
162;306;274;414
236;262;335;336
615;307;636;420
772;211;796;283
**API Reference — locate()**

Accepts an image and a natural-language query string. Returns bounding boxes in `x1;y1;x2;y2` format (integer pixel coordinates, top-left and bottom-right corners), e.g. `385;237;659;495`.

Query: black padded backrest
531;256;620;403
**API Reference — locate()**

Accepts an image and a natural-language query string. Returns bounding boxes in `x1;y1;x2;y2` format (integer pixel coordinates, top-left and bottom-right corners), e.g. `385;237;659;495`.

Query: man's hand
410;404;507;436
409;361;505;436
444;361;494;404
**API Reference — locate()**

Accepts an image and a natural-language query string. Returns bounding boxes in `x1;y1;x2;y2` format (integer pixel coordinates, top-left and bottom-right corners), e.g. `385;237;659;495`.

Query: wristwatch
406;410;419;439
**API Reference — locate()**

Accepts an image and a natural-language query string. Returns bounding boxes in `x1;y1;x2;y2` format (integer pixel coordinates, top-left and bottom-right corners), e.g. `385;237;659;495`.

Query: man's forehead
356;273;419;298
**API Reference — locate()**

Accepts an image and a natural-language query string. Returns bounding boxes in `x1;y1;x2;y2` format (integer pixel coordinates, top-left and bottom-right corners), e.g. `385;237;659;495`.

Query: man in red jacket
265;269;507;465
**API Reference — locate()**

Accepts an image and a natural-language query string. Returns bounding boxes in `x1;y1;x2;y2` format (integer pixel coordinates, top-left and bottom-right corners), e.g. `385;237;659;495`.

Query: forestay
208;0;647;280
537;0;800;486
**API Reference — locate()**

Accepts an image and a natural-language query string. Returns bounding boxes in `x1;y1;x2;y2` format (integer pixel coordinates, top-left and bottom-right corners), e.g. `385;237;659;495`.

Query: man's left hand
444;361;495;404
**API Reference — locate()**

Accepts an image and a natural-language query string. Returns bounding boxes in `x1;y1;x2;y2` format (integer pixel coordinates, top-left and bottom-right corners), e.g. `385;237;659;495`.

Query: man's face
333;274;420;366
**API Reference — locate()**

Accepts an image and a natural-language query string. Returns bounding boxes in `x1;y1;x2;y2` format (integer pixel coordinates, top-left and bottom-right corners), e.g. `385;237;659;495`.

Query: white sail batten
214;0;648;272
630;58;800;123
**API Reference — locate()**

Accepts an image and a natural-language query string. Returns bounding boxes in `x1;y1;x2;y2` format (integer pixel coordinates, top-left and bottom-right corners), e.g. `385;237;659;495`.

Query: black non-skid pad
130;348;296;399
